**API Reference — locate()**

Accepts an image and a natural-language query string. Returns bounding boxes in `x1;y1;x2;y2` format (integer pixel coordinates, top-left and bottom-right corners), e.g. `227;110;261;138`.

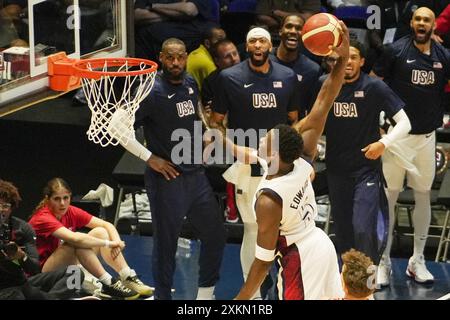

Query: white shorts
382;132;436;191
276;228;344;300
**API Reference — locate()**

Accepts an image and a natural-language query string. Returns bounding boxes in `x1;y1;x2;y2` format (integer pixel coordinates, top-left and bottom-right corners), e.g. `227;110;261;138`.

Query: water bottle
177;237;192;258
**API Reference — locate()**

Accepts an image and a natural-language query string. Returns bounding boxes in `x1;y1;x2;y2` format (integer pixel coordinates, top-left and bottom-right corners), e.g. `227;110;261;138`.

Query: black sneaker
122;275;153;296
98;278;140;300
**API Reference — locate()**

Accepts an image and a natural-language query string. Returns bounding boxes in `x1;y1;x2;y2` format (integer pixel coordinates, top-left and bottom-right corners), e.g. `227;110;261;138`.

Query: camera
0;242;18;256
0;221;18;257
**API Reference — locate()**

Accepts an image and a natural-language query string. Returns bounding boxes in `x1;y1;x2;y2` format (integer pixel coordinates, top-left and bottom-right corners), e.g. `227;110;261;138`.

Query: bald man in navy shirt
133;38;226;300
372;6;450;286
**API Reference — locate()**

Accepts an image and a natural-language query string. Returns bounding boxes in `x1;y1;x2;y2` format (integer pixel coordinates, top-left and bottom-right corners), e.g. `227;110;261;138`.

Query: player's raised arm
293;21;350;160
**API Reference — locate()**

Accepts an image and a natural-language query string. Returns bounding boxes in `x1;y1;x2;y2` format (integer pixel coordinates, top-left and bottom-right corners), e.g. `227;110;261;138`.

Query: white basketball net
80;61;156;147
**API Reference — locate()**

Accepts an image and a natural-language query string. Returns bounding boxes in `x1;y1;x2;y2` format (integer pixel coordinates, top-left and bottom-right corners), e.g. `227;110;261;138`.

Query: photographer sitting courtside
0;179;83;300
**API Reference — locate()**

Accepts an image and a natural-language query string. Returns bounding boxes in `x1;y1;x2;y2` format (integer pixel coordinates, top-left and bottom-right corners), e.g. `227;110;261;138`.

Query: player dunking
221;21;350;300
210;27;300;299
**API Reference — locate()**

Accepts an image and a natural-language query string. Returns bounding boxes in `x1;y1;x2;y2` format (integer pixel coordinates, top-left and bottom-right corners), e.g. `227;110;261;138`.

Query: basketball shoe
98;278;140;300
225;206;239;223
376;256;392;287
122;275;153;296
406;255;434;284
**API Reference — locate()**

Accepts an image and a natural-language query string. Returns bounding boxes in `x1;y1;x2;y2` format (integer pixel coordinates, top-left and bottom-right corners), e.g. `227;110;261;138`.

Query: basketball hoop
48;52;158;147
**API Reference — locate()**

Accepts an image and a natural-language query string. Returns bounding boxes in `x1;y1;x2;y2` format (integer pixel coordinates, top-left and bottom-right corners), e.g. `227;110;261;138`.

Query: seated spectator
0;179;82;300
29;177;152;300
134;0;217;62
338;249;376;300
255;0;320;34
0;0;28;48
187;27;226;90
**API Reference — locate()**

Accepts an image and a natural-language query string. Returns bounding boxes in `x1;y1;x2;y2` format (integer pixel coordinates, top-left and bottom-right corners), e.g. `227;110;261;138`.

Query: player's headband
246;28;271;43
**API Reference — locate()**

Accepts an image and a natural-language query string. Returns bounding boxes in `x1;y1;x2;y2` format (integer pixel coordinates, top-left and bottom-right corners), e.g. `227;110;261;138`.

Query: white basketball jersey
254;157;317;246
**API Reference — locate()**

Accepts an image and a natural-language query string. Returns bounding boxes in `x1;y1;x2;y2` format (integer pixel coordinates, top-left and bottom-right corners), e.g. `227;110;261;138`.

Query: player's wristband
255;245;275;262
104;239;110;248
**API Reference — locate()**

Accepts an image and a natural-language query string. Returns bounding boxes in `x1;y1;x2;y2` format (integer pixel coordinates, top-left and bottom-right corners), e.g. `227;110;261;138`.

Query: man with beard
316;40;411;269
371;7;450;285
131;38;226;300
270;14;321;118
210;27;299;299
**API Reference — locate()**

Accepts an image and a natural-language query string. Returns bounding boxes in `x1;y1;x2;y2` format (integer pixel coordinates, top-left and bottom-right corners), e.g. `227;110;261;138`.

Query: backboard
0;0;135;116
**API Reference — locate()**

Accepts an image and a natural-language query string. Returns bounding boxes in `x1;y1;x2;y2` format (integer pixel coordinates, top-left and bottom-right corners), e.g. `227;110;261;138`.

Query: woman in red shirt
29;177;152;300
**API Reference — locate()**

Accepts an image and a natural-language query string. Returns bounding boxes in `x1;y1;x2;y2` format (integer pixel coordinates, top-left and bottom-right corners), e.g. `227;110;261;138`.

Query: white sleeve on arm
107;109;152;162
120;138;152;162
379;109;411;148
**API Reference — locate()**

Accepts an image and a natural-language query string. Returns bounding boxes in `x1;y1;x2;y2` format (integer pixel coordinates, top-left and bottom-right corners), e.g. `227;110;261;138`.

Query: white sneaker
406;255;434;284
377;258;392;287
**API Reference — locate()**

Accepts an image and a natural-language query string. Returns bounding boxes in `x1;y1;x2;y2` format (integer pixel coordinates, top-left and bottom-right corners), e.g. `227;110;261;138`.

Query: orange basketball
302;13;342;56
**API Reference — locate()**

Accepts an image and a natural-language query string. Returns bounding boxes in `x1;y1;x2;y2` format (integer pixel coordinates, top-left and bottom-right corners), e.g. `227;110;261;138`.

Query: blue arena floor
120;234;450;300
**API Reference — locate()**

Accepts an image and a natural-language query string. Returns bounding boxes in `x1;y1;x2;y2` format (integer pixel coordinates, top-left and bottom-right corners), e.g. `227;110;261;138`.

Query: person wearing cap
210;26;300;299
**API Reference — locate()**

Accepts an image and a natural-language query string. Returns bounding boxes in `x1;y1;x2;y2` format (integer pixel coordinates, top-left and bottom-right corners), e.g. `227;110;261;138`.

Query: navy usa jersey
135;72;202;172
324;73;405;173
213;60;300;134
269;49;321;117
372;36;450;134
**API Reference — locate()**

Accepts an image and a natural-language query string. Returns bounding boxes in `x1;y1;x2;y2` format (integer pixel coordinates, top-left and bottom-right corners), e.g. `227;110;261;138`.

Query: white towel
82;183;114;207
222;162;252;194
383;138;421;177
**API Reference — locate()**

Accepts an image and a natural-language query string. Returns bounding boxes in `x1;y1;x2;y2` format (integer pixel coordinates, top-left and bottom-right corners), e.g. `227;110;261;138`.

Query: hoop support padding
48;52;81;91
